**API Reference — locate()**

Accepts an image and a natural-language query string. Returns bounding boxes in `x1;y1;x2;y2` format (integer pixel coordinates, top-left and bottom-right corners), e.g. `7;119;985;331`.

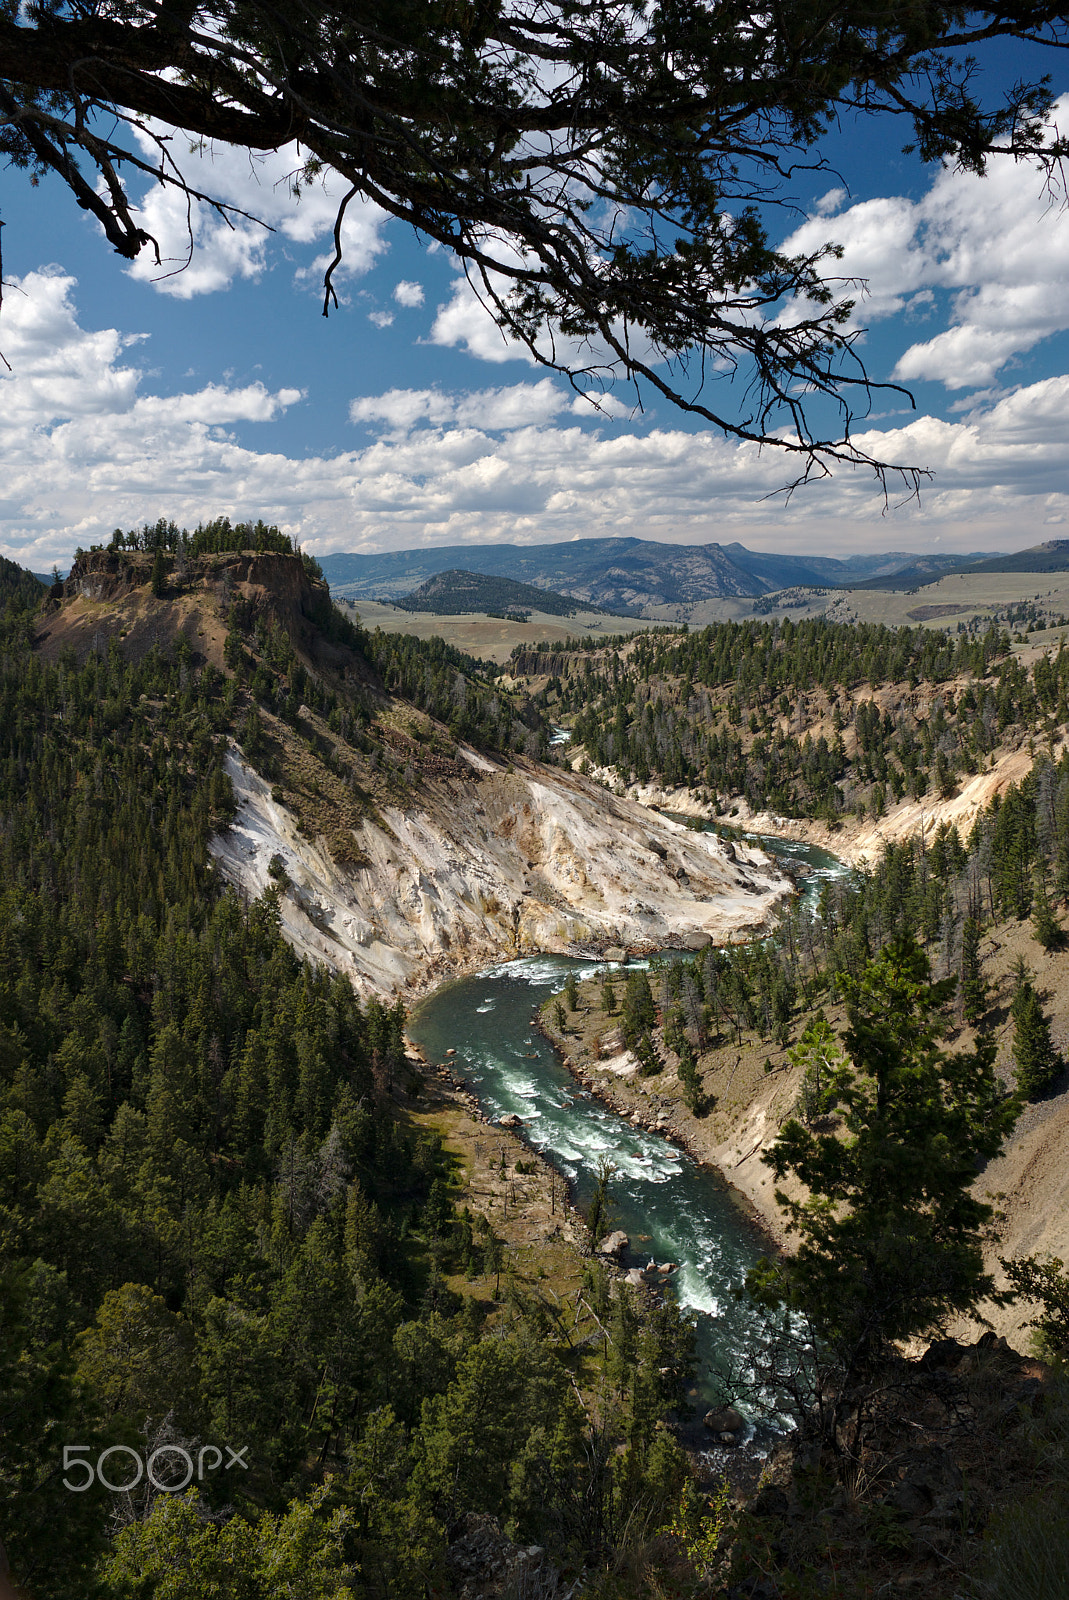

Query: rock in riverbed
703;1406;745;1435
597;1230;629;1257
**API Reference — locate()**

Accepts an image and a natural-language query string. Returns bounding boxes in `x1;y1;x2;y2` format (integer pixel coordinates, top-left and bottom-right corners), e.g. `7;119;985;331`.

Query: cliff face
209;745;792;999
37;549;338;669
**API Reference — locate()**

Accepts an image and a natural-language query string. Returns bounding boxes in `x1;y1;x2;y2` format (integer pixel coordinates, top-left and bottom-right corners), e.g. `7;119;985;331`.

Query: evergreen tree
749;938;1017;1461
1012;982;1063;1100
960;916;988;1024
676;1041;706;1116
621;970;657;1047
1001;1253;1069;1359
1031;869;1063;950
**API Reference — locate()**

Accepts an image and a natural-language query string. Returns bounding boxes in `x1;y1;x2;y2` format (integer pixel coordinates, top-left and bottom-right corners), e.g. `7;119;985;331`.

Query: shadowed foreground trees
748;938;1018;1466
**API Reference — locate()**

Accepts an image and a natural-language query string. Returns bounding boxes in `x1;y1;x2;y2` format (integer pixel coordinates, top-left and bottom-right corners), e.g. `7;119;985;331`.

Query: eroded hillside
41;547;790;997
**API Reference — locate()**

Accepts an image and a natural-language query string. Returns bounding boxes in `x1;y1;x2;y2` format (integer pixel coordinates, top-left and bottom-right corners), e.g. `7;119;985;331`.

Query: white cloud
122;133;390;298
814;188;847;217
781;100;1069;388
429;272;528;364
572;391;634;420
393;280;425;308
349;379;569;432
368;310;395;328
6;269;1069;571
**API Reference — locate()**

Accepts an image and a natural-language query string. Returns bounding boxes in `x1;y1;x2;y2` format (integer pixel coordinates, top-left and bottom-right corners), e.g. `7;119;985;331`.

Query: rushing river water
408;829;851;1435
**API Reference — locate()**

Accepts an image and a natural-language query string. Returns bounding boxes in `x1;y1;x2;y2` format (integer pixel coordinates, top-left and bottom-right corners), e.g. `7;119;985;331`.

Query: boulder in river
497;1113;523;1129
703;1406;745;1435
603;946;628;964
597;1230;629;1257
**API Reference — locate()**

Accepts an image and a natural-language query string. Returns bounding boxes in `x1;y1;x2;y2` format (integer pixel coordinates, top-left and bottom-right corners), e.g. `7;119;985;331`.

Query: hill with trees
395;568;610;619
0;531;775;1598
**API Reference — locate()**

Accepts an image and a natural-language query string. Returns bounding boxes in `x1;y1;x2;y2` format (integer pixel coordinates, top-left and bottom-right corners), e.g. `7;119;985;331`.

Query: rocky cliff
209;744;792;999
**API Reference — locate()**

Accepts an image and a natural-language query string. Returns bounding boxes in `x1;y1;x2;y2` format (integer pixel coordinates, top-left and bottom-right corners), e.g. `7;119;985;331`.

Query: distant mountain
851;543;1063;591
396;569;611;618
322;538;766;611
945;539;1069;578
720;544;999;589
320;538;1007;612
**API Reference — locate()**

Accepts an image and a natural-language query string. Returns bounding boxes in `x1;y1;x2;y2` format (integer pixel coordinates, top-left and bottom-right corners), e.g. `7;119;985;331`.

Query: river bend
409;829;849;1430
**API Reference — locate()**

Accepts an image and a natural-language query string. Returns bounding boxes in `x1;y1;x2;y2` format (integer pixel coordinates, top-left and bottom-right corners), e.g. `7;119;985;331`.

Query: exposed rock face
445;1513;559;1599
210;746;791;999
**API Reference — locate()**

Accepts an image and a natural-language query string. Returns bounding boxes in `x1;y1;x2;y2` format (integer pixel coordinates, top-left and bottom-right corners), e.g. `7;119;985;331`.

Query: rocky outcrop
445;1513;567;1599
209;745;791;999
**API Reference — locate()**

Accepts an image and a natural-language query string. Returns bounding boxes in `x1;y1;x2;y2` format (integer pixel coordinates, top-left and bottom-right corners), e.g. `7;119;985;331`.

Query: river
408;827;851;1437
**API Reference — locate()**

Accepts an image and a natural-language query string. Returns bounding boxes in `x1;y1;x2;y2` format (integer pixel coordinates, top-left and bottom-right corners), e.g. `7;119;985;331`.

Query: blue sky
3;43;1069;571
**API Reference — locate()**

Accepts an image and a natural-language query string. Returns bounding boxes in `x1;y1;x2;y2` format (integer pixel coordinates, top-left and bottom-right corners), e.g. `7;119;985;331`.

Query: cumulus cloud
5;270;1069;570
393;280;425;307
122;133;390;297
429;272;527;364
781;100;1069;388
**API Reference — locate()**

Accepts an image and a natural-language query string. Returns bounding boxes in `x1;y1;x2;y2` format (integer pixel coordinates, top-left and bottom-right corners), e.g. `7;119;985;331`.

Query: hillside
394;566;611;618
4;539;1069;1599
0;552;47;610
0;536;796;1598
720;541;997;590
944;537;1069;579
504;620;1069;1358
323;535;769;608
33;547;789;997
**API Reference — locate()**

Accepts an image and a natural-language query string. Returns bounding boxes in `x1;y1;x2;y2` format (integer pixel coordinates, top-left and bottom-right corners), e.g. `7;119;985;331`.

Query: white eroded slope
210;746;790;998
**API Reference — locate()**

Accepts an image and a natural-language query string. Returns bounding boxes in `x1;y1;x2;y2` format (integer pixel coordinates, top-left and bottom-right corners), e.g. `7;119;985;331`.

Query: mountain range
319;537;1003;613
849;538;1069;590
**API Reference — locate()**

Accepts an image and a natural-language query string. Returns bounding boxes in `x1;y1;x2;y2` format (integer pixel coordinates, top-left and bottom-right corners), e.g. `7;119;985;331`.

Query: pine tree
676;1041;706;1116
1031;869;1063;950
749;937;1018;1458
960;916;988;1024
1012;982;1063;1100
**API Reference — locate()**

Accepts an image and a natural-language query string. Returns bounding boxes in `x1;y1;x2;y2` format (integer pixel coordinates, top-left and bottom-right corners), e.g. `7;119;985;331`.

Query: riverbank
534;993;800;1253
533;901;1069;1352
623;737;1068;869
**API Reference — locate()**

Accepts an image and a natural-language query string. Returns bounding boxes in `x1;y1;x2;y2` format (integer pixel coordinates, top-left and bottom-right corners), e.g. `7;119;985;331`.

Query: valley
3;529;1069;1600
